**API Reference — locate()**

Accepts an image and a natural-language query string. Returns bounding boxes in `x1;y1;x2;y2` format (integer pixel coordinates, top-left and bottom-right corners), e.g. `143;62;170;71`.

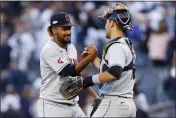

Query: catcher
60;3;137;117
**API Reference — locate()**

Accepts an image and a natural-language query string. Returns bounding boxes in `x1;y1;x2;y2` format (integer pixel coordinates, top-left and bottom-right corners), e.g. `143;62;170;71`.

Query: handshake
81;45;98;62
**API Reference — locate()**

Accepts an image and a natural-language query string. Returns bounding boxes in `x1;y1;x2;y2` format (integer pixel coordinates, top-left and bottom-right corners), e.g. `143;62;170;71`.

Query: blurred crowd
0;1;175;118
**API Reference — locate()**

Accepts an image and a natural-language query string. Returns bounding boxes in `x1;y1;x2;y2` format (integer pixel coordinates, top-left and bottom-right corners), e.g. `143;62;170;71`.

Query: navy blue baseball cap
50;12;76;27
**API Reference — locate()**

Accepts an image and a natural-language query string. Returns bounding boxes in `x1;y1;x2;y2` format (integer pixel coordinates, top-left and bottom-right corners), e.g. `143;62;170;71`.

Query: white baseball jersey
39;39;78;104
99;37;136;98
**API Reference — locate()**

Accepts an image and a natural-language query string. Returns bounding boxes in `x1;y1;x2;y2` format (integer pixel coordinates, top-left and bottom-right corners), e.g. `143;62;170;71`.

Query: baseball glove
60;76;84;100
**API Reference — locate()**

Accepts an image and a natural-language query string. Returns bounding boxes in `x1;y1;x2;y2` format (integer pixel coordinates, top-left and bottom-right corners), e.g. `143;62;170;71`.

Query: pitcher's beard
57;34;71;44
61;39;71;44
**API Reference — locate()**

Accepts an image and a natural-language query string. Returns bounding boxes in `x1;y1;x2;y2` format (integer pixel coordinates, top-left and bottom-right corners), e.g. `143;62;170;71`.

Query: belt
101;94;132;99
58;102;76;107
41;98;76;107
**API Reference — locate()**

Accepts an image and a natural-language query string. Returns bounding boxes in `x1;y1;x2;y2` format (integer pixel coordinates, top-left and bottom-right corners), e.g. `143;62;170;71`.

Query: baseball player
81;3;137;117
37;12;99;117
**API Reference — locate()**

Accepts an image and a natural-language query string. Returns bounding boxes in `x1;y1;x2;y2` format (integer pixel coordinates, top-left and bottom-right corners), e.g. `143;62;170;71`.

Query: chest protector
101;38;136;79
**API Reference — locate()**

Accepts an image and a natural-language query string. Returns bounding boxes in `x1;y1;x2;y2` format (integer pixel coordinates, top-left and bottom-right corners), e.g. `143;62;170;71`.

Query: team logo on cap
52;20;58;24
65;15;70;22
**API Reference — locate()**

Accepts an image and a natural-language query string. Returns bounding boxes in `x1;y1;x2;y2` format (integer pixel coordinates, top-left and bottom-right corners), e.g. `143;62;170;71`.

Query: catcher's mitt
60;76;84;100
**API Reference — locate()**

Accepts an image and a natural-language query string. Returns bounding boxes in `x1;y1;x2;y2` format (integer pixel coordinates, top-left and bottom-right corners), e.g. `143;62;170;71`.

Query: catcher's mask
99;3;133;31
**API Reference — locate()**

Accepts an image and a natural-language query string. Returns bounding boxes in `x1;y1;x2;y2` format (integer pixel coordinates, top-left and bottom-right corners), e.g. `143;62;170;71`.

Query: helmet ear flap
123;25;133;31
115;11;133;31
117;12;130;24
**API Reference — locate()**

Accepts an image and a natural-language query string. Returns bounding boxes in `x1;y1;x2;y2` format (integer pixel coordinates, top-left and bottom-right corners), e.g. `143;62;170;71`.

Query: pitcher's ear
52;27;57;34
47;26;53;37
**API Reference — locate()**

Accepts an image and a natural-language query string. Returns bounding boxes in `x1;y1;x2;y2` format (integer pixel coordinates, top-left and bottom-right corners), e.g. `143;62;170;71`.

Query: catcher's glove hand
90;99;102;117
60;76;84;100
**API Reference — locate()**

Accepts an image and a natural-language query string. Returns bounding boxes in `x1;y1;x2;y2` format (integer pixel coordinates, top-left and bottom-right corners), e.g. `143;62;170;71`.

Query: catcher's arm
92;57;100;70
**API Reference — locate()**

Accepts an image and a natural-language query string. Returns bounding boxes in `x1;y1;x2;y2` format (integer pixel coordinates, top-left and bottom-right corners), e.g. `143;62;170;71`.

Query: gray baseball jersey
39;40;79;104
99;37;136;98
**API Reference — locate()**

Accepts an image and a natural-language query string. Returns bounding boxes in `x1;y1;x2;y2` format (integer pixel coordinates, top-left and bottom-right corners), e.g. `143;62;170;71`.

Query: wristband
92;74;101;84
83;76;94;88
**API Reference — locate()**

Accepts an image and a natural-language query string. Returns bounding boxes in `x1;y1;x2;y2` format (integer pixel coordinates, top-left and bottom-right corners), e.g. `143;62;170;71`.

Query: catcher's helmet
99;3;133;31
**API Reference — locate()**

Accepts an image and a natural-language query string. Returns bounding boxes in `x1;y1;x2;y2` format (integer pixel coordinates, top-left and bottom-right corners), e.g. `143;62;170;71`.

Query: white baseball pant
37;99;85;117
92;95;136;117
